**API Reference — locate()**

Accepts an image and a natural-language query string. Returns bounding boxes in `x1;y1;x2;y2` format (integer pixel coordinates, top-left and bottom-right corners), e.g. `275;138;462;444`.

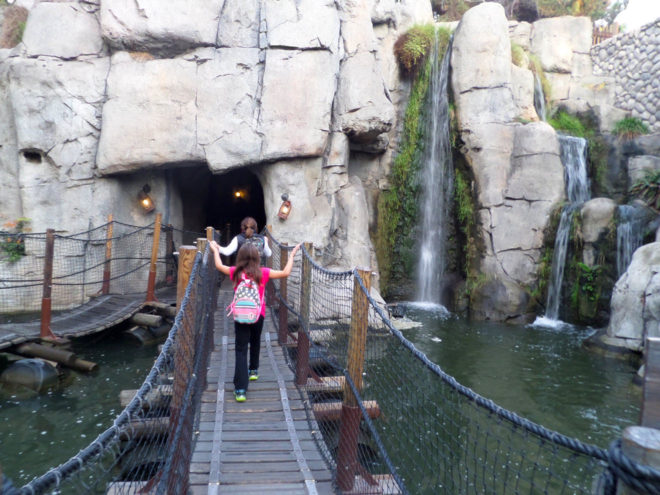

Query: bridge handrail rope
18;245;215;494
0;218;183;316
7;226;660;494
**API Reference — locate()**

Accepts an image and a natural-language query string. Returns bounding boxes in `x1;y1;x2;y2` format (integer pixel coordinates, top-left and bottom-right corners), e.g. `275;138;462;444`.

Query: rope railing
16;243;217;495
5;226;660;494
265;232;660;495
0;218;183;316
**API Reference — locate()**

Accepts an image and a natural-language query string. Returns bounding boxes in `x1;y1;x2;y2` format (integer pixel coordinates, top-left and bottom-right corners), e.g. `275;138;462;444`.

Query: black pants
233;315;264;391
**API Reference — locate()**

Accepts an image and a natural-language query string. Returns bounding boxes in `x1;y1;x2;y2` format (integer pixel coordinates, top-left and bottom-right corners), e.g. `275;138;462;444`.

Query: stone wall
592;20;660;133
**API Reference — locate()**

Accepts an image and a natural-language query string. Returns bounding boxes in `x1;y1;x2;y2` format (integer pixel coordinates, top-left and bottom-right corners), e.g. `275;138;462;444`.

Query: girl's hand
209;240;219;252
291;243;302;255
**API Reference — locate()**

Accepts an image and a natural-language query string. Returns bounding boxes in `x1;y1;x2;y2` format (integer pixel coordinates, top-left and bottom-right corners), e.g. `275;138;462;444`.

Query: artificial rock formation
451;2;565;321
0;0;432;281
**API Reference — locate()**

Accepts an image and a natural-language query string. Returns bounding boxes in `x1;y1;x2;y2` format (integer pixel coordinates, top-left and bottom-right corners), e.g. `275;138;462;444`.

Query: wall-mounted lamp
138;184;155;213
277;193;291;221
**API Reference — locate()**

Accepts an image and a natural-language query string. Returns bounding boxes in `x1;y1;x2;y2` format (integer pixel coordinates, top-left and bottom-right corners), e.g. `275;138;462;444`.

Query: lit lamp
277;193;291;220
138;184;155;212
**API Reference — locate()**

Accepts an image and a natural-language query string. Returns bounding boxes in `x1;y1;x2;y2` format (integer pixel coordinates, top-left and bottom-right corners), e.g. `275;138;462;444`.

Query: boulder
23;2;105;59
580;197;617;266
530;16;592;74
607;242;660;350
100;0;223;54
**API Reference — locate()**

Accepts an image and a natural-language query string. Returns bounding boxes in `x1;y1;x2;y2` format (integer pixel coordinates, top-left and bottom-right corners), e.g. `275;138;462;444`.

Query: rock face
607;243;660;351
0;0;432;281
451;2;565;321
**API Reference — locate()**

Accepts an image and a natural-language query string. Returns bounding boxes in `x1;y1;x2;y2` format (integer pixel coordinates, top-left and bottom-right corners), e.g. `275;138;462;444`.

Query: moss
393;24;436;78
528;53;552;109
548;111;587;137
511;42;526;68
453;168;480;298
613;117;650;140
376;28;438;294
588;134;609;194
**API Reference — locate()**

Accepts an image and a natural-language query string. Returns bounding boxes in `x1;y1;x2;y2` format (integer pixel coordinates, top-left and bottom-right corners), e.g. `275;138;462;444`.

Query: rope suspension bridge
1;219;659;494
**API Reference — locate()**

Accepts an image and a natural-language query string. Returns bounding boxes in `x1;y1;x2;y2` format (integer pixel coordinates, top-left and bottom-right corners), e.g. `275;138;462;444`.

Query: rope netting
265;233;660;495
17;246;217;495
0;221;184;315
6;228;659;494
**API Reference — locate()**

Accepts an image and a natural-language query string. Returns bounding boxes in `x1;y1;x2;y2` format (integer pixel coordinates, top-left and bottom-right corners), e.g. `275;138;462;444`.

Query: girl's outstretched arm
218;236;238;256
269;243;302;279
209;240;231;276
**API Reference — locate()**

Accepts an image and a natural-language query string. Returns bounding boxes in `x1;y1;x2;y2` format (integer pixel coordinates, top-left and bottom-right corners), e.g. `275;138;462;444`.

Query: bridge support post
145;213;162;302
278;242;289;345
296;242;313;386
40;229;57;340
337;268;371;492
165;224;174;285
615;337;660;494
176;246;197;313
101;214;113;294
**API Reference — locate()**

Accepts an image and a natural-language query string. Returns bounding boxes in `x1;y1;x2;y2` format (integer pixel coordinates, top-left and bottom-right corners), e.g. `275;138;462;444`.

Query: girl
209;239;301;402
217;216;272;259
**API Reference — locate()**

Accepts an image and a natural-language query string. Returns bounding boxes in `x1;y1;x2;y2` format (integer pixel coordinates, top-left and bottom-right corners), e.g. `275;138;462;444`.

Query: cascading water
533;74;546;122
416;36;453;307
536;135;590;325
616;204;645;278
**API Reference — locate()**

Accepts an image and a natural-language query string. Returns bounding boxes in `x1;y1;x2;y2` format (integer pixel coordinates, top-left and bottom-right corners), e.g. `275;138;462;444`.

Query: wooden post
295;242;313;385
616;337;660;495
641;337;660;428
206;226;214;243
278;243;289;345
165;224;174;285
101;214;113;294
171;245;197;420
40;229;57;340
197;237;208;255
337;268;372;491
176;246;197;312
145;213;162;302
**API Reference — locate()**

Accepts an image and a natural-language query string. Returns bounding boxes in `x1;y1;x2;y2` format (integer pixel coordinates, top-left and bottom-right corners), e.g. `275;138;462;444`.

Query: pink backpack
227;275;261;324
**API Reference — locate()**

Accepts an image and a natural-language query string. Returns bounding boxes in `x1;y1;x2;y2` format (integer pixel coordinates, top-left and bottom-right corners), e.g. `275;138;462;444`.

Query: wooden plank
305;375;345;393
313;400;380;422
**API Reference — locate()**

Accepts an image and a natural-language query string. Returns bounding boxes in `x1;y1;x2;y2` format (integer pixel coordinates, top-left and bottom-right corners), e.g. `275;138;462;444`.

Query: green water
399;304;640;447
0;336;158;487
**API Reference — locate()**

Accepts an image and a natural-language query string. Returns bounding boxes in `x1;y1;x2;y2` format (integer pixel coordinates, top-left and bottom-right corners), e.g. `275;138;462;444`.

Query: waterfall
533;74;546;122
536;134;590;325
416;35;453;306
616;204;645;277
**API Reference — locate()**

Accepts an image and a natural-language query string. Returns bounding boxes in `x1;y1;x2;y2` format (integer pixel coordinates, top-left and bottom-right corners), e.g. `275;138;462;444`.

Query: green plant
528;53;552;109
393;24;436;77
548;111;586;137
376;28;452;294
511;42;526;68
613;117;649;140
630;170;660;211
538;0;609;19
1;217;30;262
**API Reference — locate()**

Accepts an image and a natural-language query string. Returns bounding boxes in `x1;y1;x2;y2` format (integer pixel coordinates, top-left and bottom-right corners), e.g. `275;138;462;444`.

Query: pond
398;303;640;448
0;335;158;487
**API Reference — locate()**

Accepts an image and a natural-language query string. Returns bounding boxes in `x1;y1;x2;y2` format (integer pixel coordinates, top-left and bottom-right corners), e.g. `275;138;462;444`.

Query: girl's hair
233;243;262;287
240;217;258;239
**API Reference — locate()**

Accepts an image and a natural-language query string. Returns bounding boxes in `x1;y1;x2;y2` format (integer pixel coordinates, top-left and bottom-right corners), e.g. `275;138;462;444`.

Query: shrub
613;117;649;140
630;170;660;211
393;24;436;77
0;6;28;49
548;111;586;137
1;217;31;263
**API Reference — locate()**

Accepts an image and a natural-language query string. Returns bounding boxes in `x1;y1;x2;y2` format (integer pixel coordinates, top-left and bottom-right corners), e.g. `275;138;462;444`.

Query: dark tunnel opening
175;166;266;243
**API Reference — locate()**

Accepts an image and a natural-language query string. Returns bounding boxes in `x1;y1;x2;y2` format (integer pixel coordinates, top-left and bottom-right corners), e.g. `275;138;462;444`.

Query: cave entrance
175;166;266;243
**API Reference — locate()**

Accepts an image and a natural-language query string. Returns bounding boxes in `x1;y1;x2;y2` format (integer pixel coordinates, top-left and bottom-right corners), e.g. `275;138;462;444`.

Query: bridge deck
190;289;335;495
0;286;177;350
